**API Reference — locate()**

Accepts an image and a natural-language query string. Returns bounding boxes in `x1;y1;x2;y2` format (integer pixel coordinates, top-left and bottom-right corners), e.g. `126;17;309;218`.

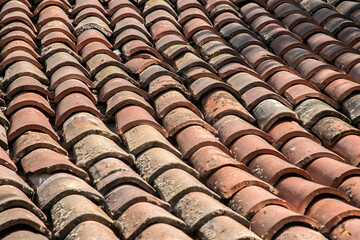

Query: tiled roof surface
1;0;360;239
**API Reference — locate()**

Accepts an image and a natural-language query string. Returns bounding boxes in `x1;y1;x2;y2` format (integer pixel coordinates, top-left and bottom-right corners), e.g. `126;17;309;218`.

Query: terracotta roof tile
51;194;114;238
230;185;294;219
65;221;119;240
135;223;192;240
21;148;88;179
189;145;246;178
174;192;249;232
117;202;186;240
12;131;67;162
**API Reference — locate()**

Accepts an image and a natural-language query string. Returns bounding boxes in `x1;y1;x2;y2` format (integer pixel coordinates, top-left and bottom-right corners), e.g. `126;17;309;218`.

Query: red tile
154;168;219;205
0;208;51;238
38;22;75;42
214;115;272;146
72;0;107;15
62;112;120;147
163;107;216;136
230;134;287;165
117;202;186;240
0;1;33;19
189;146;246;179
2;230;48;240
50;66;94;90
108;0;141;15
41;31;77;52
274;3;304;19
256;59;299;80
116;105;168;137
123;125;181;157
65;221;119;240
54;79;96;104
230;185;294;219
227;72;272;95
268;71;317;95
268;120;320;149
0;146;16;171
271;35;306;57
190;77;241;101
99;78;148;103
213;12;244;30
6;92;54;117
176;125;232;159
34;0;70;16
276;176;348;214
249;154;312;185
106;91;154;117
0;164;34;195
312;7;342;25
21;148;88;179
312;116;360;147
251;205;321;240
137;147;199;183
178;8;212;25
55;93;102;127
0;22;36;40
207;166;276;198
89;157;150;193
338;26;360;47
1;30;37;49
292;21;329;40
6;77;52;100
183;18;216;39
307;198;360;233
12;131;67;163
76;29;112;50
201;90;255;124
1;11;37;33
8;107;59;142
137;223;192;240
174;192;248;232
284;84;338;108
339;176;360;208
281;137;345;167
242;86;292;110
283;12;318;30
111;7;144;26
309;68;353;90
330;218;360;240
334;52;360;72
35;172;103;210
38;6;72;30
143;0;178;18
241;44;285;68
275;225;327;240
283;47;323;68
306;157;360;188
122;40;162;61
107;185;168;218
251;15;284;32
332;135;360;166
51;195;113;238
1;40;39;59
